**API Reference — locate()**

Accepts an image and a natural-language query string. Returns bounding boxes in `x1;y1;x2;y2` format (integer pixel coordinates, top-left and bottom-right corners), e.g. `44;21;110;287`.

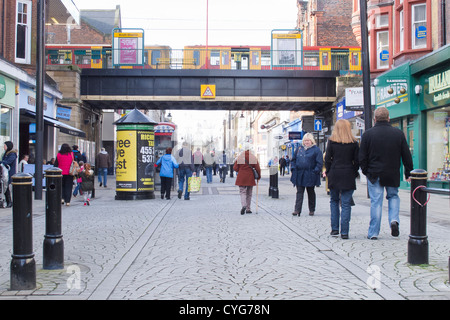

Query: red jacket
233;151;261;187
57;152;74;175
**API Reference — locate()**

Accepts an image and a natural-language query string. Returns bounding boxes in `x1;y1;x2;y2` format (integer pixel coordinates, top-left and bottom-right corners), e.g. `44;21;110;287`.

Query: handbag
188;173;201;193
69;153;79;176
246;157;260;180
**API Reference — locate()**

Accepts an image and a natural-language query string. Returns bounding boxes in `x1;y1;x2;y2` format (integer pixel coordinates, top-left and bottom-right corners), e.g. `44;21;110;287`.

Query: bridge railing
46;47;362;74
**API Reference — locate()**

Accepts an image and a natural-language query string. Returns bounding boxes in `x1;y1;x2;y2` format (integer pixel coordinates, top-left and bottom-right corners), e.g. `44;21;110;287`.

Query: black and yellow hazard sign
201;84;216;99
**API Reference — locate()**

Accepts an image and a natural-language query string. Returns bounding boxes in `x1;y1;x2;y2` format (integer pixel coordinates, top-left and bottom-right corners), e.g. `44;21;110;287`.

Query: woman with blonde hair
324;119;359;239
290;132;323;216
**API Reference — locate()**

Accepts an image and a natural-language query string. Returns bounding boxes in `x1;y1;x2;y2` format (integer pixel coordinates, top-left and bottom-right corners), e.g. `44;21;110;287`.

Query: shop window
15;0;32;64
0;106;12;139
412;3;427;49
427;107;450;182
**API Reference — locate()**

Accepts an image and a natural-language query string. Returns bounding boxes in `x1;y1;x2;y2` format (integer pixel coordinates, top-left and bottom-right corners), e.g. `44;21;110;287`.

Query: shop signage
423;68;450;108
416;26;427;39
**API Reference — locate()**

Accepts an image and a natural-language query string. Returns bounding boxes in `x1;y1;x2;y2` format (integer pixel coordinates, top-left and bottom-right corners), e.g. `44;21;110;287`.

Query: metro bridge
80;69;340;113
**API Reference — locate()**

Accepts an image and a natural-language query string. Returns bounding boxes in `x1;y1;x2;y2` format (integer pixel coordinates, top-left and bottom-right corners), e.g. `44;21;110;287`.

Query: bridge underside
80;69;339;112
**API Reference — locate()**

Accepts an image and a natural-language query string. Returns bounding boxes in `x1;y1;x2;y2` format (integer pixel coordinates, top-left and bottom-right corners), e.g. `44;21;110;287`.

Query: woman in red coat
233;149;261;215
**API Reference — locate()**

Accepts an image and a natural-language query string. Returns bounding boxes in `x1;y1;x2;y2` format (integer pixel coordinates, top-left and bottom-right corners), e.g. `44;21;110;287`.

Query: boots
5;189;12;208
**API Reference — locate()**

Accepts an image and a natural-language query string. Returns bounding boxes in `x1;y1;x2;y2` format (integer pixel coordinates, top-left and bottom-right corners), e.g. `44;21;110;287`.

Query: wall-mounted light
415;85;422;95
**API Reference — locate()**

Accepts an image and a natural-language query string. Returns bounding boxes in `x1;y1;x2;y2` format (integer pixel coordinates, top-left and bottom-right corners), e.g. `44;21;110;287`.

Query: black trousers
160;176;172;199
62;175;74;204
295;186;316;213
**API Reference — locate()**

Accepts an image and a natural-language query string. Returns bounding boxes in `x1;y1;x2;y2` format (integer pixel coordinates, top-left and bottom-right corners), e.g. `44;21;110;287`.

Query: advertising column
114;109;157;200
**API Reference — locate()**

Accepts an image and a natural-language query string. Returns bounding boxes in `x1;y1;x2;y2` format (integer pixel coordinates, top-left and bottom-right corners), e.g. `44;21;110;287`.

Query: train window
151;50;161;65
261;51;270;67
193;51;200;65
210;51;220;66
304;51;319;67
75;54;90;65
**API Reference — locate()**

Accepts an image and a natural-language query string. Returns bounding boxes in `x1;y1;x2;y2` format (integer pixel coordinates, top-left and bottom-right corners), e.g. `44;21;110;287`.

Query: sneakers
178;190;182;199
330;230;339;236
99;182;102;187
292;211;300;216
391;221;399;237
240;207;246;215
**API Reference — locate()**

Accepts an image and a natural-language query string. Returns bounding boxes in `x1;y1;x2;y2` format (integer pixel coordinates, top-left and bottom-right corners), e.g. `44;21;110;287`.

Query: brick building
0;0;83;164
297;0;359;47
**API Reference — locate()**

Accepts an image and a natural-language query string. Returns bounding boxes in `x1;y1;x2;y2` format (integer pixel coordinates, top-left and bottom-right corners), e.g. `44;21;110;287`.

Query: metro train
46;44;362;74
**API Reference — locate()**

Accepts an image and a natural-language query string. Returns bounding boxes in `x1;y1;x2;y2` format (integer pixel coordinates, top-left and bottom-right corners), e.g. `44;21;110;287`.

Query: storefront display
428;107;450;182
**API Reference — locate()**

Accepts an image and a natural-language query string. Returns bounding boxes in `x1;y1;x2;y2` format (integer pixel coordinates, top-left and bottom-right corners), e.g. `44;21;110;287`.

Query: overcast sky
73;0;299;48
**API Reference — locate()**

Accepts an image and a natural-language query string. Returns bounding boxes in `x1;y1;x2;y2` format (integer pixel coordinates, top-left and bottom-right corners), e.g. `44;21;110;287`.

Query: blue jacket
290;145;323;187
1;149;17;184
156;154;179;178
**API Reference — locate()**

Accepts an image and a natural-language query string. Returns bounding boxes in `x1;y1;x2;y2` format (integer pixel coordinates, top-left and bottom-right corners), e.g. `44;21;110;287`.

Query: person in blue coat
1;141;17;208
156;147;179;200
290;133;323;216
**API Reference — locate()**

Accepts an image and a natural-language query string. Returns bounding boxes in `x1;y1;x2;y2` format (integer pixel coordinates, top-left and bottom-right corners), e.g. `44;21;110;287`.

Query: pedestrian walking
0;141;17;208
156;147;179;200
175;142;194;200
203;150;215;184
73;161;84;197
324;119;359;239
233;148;261;215
96;147;111;188
193;147;203;176
219;150;228;183
279;156;286;176
359;106;413;240
55;143;74;206
285;155;290;174
18;154;29;172
290;133;323;216
80;163;94;206
72;145;83;163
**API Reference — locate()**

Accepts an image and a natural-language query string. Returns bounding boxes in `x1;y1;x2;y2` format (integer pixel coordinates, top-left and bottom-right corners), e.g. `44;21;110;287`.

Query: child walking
80;163;94;206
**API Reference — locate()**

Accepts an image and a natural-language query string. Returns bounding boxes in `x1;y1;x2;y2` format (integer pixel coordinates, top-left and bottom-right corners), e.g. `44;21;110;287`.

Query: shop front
375;45;450;189
0;74;15;148
411;45;450;189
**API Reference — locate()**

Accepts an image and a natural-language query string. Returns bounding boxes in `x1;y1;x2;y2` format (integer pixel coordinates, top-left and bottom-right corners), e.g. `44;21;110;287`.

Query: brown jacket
96;151;111;168
233;150;261;187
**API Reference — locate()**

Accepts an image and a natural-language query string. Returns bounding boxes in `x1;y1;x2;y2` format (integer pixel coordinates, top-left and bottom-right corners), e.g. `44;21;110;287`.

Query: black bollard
272;172;279;198
10;173;36;290
408;169;429;265
43;167;64;270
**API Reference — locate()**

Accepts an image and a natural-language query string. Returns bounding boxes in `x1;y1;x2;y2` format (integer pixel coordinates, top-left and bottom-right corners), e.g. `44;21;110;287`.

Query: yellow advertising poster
116;130;137;191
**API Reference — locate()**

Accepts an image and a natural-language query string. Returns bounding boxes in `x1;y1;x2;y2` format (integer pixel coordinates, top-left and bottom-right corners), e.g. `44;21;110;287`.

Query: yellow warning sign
201;84;216;99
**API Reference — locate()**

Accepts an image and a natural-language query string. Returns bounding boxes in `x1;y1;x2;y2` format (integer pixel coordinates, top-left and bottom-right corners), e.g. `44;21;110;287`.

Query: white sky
73;0;299;49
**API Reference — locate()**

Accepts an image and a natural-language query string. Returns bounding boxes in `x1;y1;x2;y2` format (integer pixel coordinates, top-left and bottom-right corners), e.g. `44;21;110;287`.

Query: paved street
0;170;449;301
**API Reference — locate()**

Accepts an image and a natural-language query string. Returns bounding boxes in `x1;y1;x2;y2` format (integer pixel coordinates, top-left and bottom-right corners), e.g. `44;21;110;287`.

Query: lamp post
359;0;373;131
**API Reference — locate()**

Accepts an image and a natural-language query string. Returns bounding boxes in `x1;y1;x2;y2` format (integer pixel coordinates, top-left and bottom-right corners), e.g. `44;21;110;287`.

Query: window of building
15;0;32;64
399;10;404;51
427;106;450;182
412;3;427;49
377;31;389;69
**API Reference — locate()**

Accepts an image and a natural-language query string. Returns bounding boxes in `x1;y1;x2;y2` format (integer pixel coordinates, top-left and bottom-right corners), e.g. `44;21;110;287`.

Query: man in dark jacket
359;107;413;240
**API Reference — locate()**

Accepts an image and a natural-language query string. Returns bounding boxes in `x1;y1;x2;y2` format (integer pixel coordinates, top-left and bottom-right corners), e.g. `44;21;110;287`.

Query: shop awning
21;109;86;138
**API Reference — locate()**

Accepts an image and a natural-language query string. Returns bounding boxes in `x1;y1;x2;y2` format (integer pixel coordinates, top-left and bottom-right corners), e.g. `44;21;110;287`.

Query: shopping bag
188;175;201;193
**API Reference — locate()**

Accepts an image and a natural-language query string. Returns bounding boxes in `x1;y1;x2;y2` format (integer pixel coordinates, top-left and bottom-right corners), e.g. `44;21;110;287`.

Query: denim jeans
178;167;192;199
205;167;213;183
330;189;354;235
367;178;400;238
98;167;108;187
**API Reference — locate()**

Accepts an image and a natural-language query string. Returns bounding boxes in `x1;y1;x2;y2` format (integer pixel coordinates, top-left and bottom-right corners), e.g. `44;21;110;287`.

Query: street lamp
359;0;373;131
